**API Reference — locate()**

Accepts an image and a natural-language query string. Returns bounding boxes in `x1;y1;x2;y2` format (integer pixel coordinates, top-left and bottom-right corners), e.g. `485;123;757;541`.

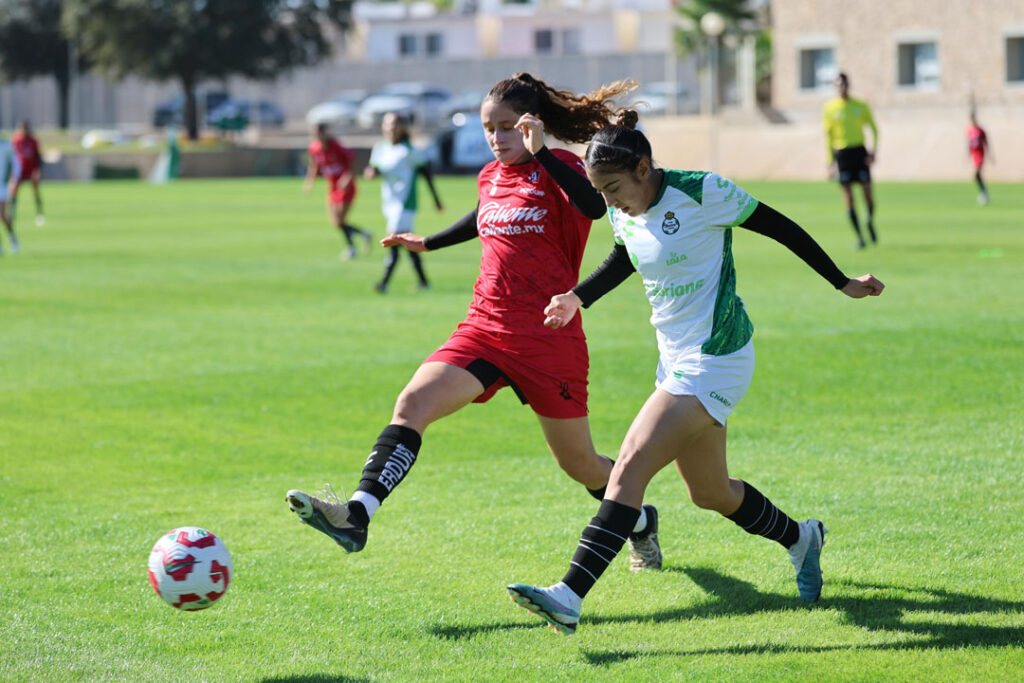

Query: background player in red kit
286;72;663;572
304;122;372;259
8;120;44;227
966;111;991;205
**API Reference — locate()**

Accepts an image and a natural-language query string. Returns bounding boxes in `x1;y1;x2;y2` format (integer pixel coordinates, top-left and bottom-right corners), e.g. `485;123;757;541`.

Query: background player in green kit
823;73;879;249
507;109;884;635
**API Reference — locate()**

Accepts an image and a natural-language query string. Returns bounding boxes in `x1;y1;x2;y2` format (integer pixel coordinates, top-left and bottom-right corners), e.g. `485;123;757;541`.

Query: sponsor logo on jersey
520;186;546;197
477;202;550;237
665;251;687;266
647;279;705;298
661;211;680;235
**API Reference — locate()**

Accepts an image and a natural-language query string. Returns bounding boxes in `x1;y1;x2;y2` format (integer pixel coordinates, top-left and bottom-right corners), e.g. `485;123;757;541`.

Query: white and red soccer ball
148;526;232;611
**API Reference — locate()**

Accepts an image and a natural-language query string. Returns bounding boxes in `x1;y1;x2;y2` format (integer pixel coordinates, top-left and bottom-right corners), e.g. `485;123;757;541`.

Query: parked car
152;90;229;128
435;112;492;172
627;81;697;116
305;90;367;130
206;98;286;129
356;83;452;131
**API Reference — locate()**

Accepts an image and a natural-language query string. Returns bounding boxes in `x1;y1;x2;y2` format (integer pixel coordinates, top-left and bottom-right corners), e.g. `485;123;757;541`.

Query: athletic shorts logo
559;382;573;400
661;211;680;235
709;391;732;407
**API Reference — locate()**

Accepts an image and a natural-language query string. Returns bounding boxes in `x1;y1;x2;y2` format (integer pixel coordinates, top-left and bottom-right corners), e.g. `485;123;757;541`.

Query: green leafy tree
0;0;84;129
673;0;756;57
63;0;354;139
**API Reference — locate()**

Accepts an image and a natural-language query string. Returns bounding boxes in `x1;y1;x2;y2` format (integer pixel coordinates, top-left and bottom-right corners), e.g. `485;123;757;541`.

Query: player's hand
866;151;876;166
841;274;884;298
543;291;583;329
381;232;428;252
302;179;313;193
363;167;378;180
515;113;545;155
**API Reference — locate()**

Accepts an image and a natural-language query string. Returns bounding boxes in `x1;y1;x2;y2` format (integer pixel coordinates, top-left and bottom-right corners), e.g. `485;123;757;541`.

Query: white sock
550;582;583;611
632;506;648;534
350;490;381;521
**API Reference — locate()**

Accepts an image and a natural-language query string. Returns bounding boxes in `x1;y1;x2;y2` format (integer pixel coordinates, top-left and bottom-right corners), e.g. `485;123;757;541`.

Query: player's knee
688;486;733;513
552;446;600;484
391;386;435;430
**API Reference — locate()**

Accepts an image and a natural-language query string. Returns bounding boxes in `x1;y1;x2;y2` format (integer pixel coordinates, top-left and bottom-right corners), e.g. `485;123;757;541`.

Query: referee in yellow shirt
823;72;878;249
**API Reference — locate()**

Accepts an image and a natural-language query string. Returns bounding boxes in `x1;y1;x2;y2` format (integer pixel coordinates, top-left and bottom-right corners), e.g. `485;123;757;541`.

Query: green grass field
2;174;1022;682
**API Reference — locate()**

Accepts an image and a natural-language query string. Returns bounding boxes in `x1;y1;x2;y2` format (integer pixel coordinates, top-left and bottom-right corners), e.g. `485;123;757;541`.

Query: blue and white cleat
789;519;827;602
507;582;581;635
286;487;367;553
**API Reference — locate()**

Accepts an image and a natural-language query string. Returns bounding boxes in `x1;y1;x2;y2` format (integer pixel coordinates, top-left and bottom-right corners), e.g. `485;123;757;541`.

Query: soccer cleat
373;282;387;294
507;583;580;635
286;487;367;552
35;215;45;227
10;239;19;254
362;232;374;253
628;504;662;571
788;519;827;602
340;246;358;260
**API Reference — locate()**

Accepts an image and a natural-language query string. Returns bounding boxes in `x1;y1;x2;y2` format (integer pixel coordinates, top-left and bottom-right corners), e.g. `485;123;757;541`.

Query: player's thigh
607;391;716;505
392;361;485;431
536;414;597;463
672;422;730;507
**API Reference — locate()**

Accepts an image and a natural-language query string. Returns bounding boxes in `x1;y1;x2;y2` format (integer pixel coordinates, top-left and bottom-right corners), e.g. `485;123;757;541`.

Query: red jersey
11;131;40;168
308;138;354;181
966;124;987;153
466;149;594;338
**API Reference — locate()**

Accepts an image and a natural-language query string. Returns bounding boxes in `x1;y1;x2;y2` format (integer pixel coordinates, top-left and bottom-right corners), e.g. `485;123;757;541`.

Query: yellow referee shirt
822;96;877;161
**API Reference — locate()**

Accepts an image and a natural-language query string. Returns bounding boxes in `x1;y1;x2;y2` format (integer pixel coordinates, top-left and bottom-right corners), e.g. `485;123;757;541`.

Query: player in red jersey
8;120;44;227
966;111;991;205
304;123;372;259
286;73;664;571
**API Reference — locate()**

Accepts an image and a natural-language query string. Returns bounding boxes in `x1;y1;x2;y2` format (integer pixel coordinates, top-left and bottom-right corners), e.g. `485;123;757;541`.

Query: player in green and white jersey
366;112;443;293
507;109;884;635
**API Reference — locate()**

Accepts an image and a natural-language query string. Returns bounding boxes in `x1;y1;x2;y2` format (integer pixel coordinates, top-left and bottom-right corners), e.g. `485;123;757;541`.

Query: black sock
975;172;987;194
339;225;356;247
354;424;422;509
586;486;606;501
866;204;877;242
726;481;800;549
848;208;864;243
380;247;399;286
562;499;640;599
408;251;428;287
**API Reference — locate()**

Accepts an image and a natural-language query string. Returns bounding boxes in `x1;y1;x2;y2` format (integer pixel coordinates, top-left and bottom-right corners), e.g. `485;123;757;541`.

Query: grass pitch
1;175;1022;682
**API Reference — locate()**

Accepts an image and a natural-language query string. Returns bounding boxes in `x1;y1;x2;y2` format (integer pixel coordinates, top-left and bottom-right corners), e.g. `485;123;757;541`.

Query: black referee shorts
833;146;871;185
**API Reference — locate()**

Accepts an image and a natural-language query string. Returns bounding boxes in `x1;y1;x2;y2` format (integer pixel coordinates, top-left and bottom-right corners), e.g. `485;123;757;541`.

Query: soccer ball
147;526;232;611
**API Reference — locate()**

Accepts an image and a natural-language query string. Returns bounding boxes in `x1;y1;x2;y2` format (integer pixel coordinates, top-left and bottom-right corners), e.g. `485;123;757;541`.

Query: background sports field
2;176;1022;682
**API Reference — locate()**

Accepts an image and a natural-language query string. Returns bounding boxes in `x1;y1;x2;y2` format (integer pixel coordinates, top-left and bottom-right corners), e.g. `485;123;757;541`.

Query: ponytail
585;108;653;173
484;72;637;145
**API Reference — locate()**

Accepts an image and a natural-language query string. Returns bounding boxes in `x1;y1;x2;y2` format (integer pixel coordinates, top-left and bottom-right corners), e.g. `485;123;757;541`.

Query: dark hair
484;72;636;145
385;110;411;143
836;72;849;83
584;109;653;173
315;122;330;136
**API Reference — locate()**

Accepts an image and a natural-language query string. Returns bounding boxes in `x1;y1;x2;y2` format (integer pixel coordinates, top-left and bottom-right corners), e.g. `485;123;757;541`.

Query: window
798;48;836;90
399;34;418;57
534;29;554;54
1008;36;1024;83
425;33;443;57
562;28;581;55
898;41;939;88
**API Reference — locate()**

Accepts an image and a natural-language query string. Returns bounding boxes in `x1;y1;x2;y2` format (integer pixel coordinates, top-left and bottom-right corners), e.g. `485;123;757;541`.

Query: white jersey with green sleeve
369;139;425;214
609;170;759;360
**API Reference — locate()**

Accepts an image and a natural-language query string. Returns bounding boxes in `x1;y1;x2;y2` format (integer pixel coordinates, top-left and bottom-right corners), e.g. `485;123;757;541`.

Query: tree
672;0;759;110
63;0;354;139
0;0;84;129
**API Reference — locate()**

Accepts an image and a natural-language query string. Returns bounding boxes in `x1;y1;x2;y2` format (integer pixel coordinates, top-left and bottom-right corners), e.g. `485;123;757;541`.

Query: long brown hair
484;72;637;145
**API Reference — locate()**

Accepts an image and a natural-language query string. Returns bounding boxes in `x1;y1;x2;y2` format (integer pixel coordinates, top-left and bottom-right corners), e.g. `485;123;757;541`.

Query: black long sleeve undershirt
572;200;850;308
423;207;479;250
739;202;849;290
533;146;607;220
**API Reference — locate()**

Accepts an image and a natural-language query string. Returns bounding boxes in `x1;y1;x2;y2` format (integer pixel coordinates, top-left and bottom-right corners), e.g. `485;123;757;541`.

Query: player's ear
635;157;651;181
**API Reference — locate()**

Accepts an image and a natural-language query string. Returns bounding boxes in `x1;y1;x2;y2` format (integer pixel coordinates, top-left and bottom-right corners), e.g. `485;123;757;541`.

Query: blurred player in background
0;132;20;255
966;111;991;205
8;120;44;227
286;73;663;573
304;122;372;260
823;73;878;249
365;112;442;293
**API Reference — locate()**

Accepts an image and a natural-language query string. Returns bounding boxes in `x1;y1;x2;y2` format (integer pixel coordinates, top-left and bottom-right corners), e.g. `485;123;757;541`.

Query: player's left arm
740;202;884;298
864;103;879;164
418;163;443;211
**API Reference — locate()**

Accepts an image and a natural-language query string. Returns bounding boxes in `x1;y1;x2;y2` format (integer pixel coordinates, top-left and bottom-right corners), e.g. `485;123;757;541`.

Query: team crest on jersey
661;211;681;235
527;170;540;183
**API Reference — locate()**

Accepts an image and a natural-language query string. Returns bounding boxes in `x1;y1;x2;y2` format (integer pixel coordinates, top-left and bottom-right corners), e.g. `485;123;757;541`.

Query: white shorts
384;206;415;234
655;340;755;426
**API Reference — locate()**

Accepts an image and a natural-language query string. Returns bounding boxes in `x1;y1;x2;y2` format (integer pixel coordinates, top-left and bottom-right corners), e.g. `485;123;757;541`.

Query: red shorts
425;322;590;419
328;177;356;205
971;151;985;170
16;161;39;181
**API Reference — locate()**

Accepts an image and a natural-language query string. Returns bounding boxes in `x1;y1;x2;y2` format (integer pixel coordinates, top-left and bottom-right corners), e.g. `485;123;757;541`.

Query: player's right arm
384;206;480;252
302;152;318;192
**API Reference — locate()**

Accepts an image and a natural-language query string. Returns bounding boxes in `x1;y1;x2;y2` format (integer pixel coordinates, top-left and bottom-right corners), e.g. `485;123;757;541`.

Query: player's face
835;77;849;97
586;158;658;217
481;99;530;166
382;113;404;143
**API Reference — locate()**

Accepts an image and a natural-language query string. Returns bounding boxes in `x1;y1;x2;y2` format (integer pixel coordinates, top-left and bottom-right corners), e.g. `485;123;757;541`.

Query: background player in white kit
0;134;20;256
366;112;443;293
507;110;884;635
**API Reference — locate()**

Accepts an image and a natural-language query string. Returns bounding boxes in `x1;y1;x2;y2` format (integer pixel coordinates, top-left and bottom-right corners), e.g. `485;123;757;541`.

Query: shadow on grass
262;677;369;683
429;566;1024;661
